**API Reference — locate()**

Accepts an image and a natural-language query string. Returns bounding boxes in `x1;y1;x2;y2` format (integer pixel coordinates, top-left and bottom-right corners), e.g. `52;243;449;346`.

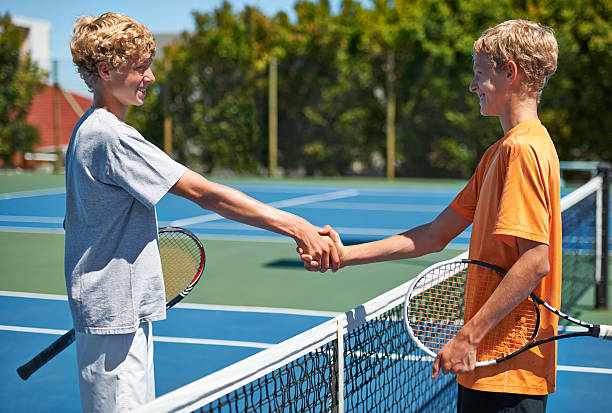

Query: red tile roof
26;84;92;152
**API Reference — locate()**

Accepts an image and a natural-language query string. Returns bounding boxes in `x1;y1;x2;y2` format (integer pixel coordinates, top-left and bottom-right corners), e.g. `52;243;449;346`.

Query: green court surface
0;171;66;193
0;171;468;312
0;231;463;313
1;171;610;319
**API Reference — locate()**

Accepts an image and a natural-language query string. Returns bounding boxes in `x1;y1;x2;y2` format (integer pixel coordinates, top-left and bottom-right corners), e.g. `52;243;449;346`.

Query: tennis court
1;173;611;411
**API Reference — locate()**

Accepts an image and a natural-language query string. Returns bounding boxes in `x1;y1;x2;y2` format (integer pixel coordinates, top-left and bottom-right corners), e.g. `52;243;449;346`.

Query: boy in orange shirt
303;19;560;412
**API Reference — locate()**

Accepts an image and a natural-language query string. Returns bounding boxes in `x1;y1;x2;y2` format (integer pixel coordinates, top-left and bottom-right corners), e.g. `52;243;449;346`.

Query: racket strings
159;231;204;301
465;266;538;362
407;261;539;362
407;261;467;355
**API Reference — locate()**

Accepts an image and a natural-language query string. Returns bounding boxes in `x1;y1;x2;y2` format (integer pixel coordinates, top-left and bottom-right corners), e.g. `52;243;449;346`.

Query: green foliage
533;0;611;161
0;14;46;166
132;0;611;177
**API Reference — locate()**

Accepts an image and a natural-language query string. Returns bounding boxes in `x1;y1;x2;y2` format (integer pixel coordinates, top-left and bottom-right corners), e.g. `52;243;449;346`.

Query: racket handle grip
16;328;76;380
598;324;612;340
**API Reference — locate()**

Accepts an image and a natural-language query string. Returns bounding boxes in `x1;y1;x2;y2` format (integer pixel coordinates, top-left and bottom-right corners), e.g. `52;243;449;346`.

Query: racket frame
405;258;612;367
404;258;565;366
158;226;206;309
403;257;464;360
16;226;205;380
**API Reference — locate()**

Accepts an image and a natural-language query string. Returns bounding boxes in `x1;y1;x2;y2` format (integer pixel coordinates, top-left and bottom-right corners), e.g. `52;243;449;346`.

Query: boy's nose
145;67;155;83
469;79;478;93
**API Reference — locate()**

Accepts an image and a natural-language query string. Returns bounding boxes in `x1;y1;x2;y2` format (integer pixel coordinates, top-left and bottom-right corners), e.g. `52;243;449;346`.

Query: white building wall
11;15;51;74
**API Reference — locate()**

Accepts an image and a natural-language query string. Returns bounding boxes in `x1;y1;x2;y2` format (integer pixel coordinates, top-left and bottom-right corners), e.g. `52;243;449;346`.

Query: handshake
295;225;345;273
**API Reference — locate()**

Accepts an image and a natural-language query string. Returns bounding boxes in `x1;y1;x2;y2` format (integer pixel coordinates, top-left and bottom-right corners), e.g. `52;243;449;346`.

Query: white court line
8;324;606;374
0;325;275;349
298;202;446;212
0;291;340;317
0;188;65;200
557;365;612;374
0;325;68;335
153;336;274;349
0;215;63;223
0;226;64;234
212;184;461;197
169;189;360;227
0;291;68;301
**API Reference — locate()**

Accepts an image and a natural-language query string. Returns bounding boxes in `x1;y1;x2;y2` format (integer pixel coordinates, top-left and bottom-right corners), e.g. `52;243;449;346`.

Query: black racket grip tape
16;328;76;380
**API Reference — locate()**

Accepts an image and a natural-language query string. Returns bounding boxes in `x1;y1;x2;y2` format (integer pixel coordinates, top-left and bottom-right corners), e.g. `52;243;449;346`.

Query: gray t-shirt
64;107;187;334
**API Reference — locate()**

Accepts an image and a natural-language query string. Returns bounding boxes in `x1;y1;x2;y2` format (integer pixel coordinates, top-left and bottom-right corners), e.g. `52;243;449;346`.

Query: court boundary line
0;187;65;200
0;325;275;349
3;324;610;373
0;215;63;223
556;365;612;375
0;226;64;234
0;290;341;317
153;335;274;349
169;188;360;227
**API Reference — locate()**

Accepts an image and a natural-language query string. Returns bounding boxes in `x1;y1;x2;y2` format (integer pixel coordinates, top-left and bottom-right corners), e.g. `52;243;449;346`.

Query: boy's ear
506;60;520;82
97;61;112;81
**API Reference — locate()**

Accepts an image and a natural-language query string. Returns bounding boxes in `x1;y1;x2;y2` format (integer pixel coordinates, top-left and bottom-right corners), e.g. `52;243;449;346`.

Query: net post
333;319;344;413
596;162;610;309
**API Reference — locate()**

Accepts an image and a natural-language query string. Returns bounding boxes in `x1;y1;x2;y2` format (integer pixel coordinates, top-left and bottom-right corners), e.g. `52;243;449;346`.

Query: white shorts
76;321;155;413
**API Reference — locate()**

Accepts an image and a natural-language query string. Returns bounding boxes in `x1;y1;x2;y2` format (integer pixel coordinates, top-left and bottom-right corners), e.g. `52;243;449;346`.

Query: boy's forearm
340;207;470;268
341;224;438;267
460;242;549;346
196;181;306;238
170;169;319;240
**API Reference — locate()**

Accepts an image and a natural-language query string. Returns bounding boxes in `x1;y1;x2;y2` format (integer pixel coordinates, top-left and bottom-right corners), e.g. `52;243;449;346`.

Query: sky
4;0;345;97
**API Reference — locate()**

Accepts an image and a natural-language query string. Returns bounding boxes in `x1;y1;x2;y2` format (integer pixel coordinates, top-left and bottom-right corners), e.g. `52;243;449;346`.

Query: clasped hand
297;225;344;272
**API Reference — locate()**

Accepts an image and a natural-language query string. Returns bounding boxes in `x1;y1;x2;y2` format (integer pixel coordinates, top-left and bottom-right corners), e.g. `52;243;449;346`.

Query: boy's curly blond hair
474;19;558;102
70;13;156;91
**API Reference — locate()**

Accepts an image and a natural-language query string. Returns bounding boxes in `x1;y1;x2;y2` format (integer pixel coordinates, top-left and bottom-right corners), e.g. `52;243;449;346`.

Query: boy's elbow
428;235;450;254
421;223;452;254
431;241;447;253
534;245;551;278
537;258;550;279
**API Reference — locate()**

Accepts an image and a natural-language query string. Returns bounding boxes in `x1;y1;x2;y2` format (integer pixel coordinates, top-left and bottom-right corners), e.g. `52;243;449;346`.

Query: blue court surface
1;293;611;412
1;181;611;411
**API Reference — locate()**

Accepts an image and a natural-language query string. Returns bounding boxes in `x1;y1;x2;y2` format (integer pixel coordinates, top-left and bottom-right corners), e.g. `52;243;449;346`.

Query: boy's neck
92;88;128;121
499;95;539;135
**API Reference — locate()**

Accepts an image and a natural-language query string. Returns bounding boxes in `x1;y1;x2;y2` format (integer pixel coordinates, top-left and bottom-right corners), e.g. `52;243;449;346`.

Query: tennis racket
404;258;612;367
16;226;205;380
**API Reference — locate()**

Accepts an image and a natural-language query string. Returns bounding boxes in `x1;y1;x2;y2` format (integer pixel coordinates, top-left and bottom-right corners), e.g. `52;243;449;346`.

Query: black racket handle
16;329;76;380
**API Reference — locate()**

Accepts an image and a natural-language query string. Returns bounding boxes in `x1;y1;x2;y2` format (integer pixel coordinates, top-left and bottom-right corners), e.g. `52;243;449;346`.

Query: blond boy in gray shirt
67;13;338;412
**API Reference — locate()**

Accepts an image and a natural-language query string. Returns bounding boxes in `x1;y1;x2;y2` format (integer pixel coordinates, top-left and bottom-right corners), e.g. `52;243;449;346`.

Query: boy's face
107;57;155;108
469;53;508;117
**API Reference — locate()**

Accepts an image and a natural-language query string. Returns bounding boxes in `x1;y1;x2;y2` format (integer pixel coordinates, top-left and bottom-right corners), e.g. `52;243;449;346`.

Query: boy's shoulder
502;120;551;149
499;120;558;165
77;108;138;143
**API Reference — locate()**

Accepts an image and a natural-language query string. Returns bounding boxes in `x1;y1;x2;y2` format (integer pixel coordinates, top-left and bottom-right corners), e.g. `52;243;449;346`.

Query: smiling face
95;57;156;119
109;57;155;108
469;52;509;117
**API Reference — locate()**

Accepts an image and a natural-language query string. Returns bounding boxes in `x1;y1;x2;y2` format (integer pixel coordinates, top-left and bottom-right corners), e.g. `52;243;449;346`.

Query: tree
0;14;46;167
131;2;269;174
530;0;611;162
130;0;611;178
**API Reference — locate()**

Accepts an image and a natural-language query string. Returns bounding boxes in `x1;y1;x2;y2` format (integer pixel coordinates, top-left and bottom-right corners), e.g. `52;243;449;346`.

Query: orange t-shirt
449;119;562;395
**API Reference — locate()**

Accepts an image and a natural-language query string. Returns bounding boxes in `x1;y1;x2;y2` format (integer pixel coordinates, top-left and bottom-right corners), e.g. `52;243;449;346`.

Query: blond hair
474;19;558;102
70;13;156;91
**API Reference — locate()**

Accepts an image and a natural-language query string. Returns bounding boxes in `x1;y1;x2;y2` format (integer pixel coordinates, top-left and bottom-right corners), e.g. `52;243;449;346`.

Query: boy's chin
479;107;496;117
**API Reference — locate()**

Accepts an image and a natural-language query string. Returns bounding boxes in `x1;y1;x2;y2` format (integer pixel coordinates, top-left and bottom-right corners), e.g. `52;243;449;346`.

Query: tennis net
137;165;609;412
136;251;465;413
560;163;610;310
